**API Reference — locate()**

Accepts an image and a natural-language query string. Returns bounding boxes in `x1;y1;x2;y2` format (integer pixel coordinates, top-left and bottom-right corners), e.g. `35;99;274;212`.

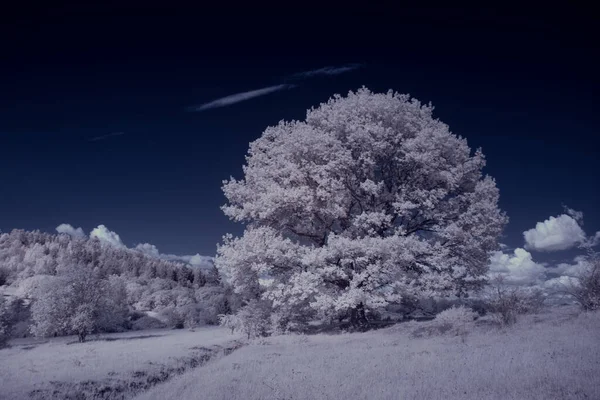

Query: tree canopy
217;88;507;328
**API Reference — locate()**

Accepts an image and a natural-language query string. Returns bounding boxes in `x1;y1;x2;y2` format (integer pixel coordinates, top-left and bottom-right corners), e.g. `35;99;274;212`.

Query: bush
157;306;185;329
485;276;545;326
558;251;600;311
432;306;478;336
130;315;166;331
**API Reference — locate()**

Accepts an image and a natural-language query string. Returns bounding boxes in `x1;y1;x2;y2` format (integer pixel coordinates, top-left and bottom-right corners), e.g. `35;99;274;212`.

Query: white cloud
543;275;580;290
545;255;588;278
187;254;214;268
562;205;584;225
188;84;296;112
133;243;160;257
161;253;214;270
134;244;214;270
290;63;363;79
90;224;125;248
55;223;86;239
523;214;586;252
589;231;600;247
488;248;546;285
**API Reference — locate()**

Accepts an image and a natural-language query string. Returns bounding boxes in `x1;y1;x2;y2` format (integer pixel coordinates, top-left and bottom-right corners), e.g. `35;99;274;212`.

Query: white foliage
433;306;478;336
218;313;243;334
218;88;507;322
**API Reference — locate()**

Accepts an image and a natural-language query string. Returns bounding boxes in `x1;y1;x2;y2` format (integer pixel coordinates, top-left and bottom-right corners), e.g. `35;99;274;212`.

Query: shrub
485;276;546;326
558;251;600;311
158;306;185;329
131;315;166;331
432;306;478;336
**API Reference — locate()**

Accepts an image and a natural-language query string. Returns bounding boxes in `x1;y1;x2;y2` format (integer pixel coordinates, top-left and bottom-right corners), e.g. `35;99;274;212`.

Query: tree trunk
349;302;369;331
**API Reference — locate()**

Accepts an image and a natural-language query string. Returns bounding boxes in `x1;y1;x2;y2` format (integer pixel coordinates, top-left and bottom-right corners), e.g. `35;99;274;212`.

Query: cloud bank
188;84;296;112
523;214;586;252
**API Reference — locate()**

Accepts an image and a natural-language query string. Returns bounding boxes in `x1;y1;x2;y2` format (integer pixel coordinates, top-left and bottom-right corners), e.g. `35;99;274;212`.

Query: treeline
0;229;236;342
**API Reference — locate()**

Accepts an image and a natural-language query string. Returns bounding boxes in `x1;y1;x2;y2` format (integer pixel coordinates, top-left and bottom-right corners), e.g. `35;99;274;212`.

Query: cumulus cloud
523;214;586;252
289;63;364;79
543;275;580;290
55;223;86;239
133;243;160;258
90;224;126;248
187;84;296;112
545;255;589;278
488;248;546;285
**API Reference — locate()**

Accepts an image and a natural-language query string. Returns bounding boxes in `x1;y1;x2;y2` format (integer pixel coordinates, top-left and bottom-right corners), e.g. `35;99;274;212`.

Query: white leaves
220;88;507;319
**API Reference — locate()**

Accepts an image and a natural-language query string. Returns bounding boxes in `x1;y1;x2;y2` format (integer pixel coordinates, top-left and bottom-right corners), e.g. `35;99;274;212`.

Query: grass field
0;327;242;400
2;306;599;400
134;306;600;400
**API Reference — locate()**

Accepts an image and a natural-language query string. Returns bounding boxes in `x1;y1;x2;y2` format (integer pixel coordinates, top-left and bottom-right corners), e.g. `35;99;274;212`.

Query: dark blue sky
0;6;598;258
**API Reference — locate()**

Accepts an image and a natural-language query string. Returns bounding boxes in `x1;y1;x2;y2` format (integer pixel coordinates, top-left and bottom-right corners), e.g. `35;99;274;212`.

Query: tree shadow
66;334;165;345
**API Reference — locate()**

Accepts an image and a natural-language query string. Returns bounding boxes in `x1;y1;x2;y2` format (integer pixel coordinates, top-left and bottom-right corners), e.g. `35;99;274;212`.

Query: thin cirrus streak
187;84;296;112
88;131;126;142
288;63;364;79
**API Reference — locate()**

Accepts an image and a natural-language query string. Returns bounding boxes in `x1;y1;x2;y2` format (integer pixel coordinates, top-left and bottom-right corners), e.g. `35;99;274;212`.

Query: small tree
30;264;122;341
237;300;271;339
218;313;243;334
71;304;95;342
556;250;600;311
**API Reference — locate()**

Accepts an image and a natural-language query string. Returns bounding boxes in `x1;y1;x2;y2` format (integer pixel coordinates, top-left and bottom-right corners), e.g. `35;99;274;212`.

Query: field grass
2;307;598;400
0;327;242;400
134;306;600;400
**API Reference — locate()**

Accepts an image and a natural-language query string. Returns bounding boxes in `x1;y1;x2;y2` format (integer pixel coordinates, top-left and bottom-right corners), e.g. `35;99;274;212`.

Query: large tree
217;88;507;329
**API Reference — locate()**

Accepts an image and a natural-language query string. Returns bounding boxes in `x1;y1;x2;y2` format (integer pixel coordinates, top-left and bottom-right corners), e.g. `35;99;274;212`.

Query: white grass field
0;327;242;400
2;307;599;400
134;306;600;400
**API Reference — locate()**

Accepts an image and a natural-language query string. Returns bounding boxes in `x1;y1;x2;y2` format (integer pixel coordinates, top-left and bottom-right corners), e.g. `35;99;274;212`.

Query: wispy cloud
88;131;126;142
187;84;296;112
289;63;364;79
